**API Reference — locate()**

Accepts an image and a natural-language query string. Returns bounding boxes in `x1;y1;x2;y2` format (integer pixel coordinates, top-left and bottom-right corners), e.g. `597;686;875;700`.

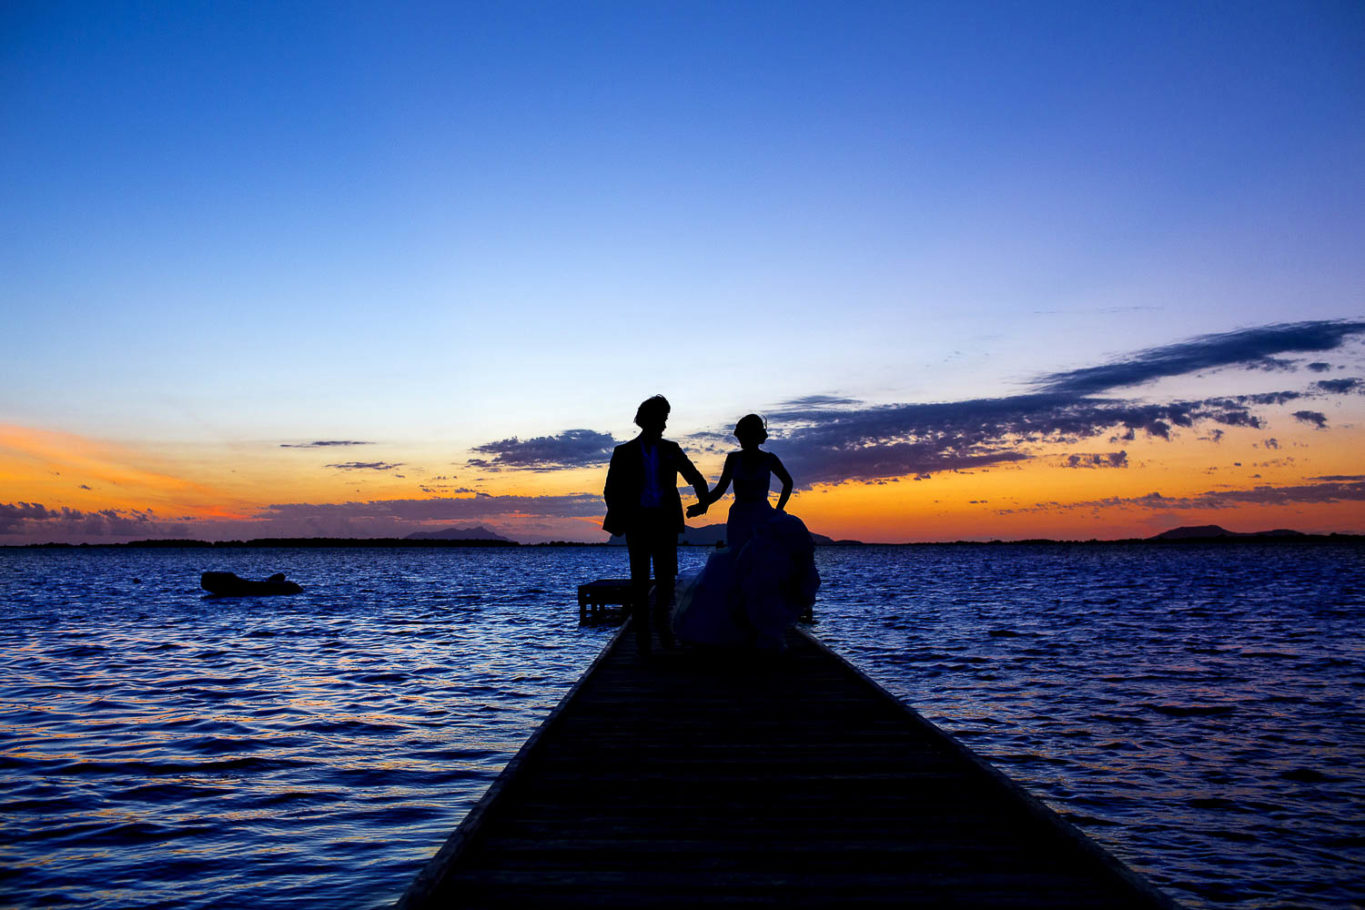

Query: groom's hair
635;394;671;428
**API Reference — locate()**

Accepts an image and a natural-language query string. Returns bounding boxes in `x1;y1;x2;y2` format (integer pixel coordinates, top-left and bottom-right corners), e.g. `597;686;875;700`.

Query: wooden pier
398;624;1177;908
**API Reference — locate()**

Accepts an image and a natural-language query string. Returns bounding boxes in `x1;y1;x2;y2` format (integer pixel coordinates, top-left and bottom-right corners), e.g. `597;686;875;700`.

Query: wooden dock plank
398;624;1177;909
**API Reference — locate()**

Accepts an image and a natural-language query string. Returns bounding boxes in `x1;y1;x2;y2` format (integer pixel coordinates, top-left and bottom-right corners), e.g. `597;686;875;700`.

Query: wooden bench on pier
397;623;1177;908
579;577;814;624
576;578;642;623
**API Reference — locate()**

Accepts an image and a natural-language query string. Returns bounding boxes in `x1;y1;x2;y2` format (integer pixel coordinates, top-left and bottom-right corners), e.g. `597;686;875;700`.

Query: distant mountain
406;525;513;542
1151;525;1307;540
679;524;727;546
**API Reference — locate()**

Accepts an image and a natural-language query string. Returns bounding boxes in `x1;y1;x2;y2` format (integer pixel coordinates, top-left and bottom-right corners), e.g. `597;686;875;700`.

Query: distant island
1149;524;1308;540
404;525;514;543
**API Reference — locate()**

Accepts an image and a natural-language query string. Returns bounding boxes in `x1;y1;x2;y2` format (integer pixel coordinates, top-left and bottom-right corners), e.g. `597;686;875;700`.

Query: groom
603;395;710;656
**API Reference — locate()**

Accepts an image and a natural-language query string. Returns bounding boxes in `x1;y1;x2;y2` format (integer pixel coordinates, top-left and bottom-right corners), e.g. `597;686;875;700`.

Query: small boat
201;571;303;596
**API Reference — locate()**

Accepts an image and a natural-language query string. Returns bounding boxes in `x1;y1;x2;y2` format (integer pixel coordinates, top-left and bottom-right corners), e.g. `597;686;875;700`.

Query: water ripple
815;541;1365;909
1;542;1362;909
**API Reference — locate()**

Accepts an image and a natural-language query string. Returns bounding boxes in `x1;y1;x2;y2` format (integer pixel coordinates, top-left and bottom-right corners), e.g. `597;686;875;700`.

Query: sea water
0;543;1361;908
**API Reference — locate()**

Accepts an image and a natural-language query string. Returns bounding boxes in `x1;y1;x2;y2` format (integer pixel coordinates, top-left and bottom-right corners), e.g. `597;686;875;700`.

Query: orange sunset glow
4;364;1363;545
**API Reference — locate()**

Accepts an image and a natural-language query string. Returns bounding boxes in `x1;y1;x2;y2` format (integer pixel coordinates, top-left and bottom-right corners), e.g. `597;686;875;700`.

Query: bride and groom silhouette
602;395;820;657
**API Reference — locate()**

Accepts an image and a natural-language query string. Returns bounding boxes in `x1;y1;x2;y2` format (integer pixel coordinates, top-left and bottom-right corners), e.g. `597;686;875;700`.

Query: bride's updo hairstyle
734;413;767;446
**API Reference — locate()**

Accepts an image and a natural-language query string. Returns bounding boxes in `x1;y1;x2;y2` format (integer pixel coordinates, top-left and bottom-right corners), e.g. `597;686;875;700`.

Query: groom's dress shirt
640;443;662;508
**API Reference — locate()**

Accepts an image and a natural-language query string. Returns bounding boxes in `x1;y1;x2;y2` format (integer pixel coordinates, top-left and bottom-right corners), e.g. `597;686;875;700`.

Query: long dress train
673;454;820;649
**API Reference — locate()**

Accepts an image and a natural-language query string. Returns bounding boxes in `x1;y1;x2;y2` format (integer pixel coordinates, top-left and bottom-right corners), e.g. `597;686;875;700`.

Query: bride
675;414;820;650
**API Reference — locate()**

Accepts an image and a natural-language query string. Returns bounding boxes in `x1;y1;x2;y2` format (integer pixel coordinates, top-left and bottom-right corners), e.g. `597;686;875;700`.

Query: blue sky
2;2;1363;541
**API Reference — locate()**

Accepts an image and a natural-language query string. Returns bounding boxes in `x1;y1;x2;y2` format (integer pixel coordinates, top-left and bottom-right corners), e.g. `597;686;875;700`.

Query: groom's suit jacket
602;435;706;537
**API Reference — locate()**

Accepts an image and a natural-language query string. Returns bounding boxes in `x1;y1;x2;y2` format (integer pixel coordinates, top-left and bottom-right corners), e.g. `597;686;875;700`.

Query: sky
2;1;1363;544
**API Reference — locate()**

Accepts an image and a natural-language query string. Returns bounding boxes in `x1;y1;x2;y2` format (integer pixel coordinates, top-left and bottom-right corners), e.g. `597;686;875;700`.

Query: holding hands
686;501;709;519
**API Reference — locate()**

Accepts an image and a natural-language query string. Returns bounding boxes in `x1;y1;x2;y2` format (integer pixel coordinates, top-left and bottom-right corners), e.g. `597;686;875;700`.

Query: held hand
686;502;708;518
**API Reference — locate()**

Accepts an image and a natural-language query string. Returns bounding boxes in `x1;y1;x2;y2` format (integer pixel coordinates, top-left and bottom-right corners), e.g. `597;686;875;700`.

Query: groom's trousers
625;508;678;654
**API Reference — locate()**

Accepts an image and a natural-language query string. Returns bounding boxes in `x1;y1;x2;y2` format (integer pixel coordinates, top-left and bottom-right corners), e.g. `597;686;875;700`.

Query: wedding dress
673;453;820;649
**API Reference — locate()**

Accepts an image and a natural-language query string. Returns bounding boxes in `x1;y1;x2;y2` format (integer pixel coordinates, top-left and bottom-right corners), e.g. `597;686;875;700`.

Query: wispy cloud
758;321;1365;487
1032;320;1365;396
775;394;862;409
1004;476;1365;514
469;429;616;471
258;493;602;523
280;440;375;448
326;461;403;471
768;394;1279;485
1292;410;1328;429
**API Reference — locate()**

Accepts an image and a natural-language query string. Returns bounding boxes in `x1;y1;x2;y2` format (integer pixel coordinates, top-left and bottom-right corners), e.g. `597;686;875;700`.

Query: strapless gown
674;482;820;650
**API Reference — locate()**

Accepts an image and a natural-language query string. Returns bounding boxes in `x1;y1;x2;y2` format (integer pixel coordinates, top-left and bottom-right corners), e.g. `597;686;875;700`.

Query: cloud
470;429;617;470
281;440;374;448
769;393;1281;485
1292;410;1328;429
1237;391;1304;406
0;501;174;538
326;461;403;471
1306;362;1333;373
774;394;862;409
1032;320;1365;396
1315;378;1361;394
1062;451;1129;469
0;502;50;533
1009;477;1365;514
258;493;602;524
753;321;1365;487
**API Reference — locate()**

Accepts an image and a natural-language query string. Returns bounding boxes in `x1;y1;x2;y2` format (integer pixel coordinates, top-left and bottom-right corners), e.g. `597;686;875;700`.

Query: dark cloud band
1032;320;1365;396
770;394;1280;485
0;502;163;536
470;429;617;470
756;321;1364;487
257;493;602;522
1004;476;1365;514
